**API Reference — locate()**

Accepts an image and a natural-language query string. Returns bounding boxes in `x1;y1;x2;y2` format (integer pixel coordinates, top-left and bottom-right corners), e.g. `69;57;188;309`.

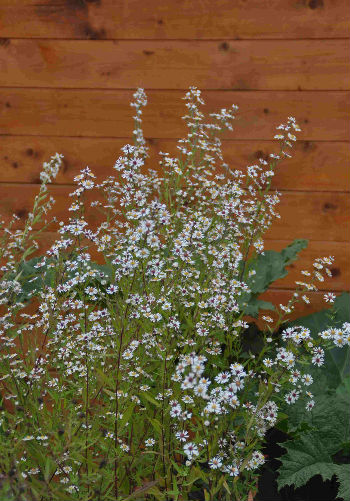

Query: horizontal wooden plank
0;89;349;140
264;191;349;242
0;0;348;39
0;39;348;90
0;137;348;192
0;185;348;241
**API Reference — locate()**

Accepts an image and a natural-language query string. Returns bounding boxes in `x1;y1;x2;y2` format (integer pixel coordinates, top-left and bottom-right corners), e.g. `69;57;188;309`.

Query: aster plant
0;88;348;501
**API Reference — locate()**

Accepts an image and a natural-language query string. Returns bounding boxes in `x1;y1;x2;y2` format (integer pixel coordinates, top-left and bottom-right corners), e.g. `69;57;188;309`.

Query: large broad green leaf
14;256;56;302
88;262;114;282
243;298;275;317
240;239;308;317
277;423;350;499
248;239;308;295
278;445;350;501
307;394;349;446
279;294;350;431
289;292;349;335
336;465;350;501
277;433;335;487
337;377;350;399
277;393;350;499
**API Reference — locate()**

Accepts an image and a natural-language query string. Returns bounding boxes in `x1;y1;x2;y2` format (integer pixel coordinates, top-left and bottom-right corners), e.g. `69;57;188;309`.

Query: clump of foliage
0;88;348;501
276;293;350;501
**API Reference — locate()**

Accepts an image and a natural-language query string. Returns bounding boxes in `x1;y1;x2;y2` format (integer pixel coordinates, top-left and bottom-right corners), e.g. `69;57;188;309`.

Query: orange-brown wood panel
0;0;348;39
0;137;349;192
0;184;348;240
264;191;349;242
0;39;348;90
0;89;349;140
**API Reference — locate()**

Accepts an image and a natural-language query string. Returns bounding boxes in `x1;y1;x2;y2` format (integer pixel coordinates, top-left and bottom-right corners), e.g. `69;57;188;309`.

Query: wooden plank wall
0;0;349;320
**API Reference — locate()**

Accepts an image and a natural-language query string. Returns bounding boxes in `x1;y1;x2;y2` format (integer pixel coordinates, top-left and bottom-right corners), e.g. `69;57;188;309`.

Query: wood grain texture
0;137;348;191
0;184;348;241
0;89;349;140
0;39;348;90
264;191;349;241
0;0;348;39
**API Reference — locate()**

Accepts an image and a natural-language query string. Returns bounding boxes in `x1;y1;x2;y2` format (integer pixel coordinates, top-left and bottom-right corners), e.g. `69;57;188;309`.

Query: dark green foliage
276;393;350;500
277;293;350;500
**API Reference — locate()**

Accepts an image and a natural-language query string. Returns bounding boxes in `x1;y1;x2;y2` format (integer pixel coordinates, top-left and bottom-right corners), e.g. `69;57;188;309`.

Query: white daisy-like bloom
209;456;223;470
223;464;240;477
145;438;155;447
302;374;313;386
175;430;189;442
306;400;315;411
263;358;274;368
183;442;199;459
204;400;222;415
323;292;336;303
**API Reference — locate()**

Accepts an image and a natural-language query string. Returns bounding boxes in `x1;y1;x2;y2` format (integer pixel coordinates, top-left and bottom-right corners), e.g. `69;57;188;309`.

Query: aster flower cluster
0;88;346;501
170;353;273;477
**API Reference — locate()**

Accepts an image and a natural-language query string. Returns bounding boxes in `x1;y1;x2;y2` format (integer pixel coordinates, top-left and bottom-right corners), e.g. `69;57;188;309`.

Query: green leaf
44;457;51;482
337;377;350;399
280;239;310;265
204;489;211;501
143;484;165;500
248;239;308;295
222;478;231;496
170;459;187;476
182;465;207;486
283;383;349;436
171;475;180;498
241;239;308;316
148;417;162;434
103;388;115;398
141;392;161;408
335;464;350;501
96;369;114;390
277;432;336;489
278;456;350;501
277;393;350;500
244;299;275;318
